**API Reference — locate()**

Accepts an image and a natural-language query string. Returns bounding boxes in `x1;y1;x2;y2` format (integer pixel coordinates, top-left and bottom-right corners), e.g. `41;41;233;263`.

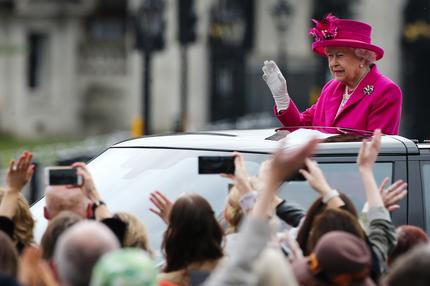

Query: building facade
0;0;406;138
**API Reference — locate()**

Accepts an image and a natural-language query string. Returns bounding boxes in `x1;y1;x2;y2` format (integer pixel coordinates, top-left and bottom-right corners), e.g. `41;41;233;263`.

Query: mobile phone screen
47;168;80;185
198;156;235;174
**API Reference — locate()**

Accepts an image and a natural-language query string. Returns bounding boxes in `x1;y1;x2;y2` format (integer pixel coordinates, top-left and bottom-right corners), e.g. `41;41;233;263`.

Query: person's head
296;193;357;255
325;47;374;87
0;188;35;249
90;248;157;286
44;185;90;220
162;193;223;272
113;212;152;254
0;231;19;278
384;243;430;286
307;208;365;253
224;176;261;233
388;225;429;266
41;211;82;261
308;14;383;86
223;185;242;234
54;221;120;286
293;231;374;286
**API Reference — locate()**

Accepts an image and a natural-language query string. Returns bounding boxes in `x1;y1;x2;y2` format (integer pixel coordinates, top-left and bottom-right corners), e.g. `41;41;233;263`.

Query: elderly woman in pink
263;14;402;135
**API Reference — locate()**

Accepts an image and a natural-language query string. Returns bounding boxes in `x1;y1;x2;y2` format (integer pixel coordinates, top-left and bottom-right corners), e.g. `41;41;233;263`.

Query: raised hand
357;129;382;171
267;139;320;188
1;151;34;218
149;191;173;224
358;129;384;207
299;158;332;195
71;162;112;220
221;152;253;196
6;151;34;193
262;60;290;112
379;177;408;212
252;139;318;220
72;162;100;202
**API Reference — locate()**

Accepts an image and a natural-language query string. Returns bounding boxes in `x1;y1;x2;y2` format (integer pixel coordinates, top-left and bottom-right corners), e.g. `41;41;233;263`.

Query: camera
45;167;83;186
198;156;235;174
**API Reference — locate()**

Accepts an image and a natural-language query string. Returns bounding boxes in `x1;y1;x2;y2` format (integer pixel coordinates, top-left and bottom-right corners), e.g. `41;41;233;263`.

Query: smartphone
198;156;235;174
45;167;83;186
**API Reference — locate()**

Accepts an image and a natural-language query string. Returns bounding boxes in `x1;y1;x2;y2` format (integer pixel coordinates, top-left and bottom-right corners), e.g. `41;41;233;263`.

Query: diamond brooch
363;85;374;95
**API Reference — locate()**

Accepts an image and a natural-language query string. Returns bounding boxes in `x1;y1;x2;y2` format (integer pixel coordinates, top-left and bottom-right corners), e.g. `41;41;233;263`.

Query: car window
421;163;430;232
280;162;392;210
30;147;393;263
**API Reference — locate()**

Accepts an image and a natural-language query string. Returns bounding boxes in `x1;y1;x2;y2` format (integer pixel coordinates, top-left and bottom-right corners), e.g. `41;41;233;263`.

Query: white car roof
113;129;418;155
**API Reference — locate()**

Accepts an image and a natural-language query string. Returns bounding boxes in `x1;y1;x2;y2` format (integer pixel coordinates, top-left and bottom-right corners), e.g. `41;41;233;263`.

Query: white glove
262;60;290;112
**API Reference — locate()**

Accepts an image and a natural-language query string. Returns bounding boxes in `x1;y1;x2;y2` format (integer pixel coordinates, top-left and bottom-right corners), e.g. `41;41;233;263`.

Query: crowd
1;129;429;286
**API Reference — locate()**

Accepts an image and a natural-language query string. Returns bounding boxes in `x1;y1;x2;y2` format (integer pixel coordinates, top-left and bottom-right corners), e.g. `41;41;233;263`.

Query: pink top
274;65;402;135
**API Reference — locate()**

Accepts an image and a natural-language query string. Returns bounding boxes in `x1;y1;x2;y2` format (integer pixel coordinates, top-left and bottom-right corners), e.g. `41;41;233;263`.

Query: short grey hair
354;48;377;66
54;221;120;286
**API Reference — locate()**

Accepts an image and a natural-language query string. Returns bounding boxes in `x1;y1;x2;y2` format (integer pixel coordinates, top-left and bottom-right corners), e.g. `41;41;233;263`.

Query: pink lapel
333;65;380;123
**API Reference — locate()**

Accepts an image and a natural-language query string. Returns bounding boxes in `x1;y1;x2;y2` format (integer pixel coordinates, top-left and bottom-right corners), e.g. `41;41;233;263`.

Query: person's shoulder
373;67;401;90
371;68;402;99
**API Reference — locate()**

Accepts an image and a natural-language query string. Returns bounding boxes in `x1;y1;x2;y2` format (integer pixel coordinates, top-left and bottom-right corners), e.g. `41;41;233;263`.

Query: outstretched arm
262;60;290;113
205;139;317;286
253;140;319;220
357;129;384;208
357;130;397;275
300;158;344;208
72;162;112;220
0;151;34;218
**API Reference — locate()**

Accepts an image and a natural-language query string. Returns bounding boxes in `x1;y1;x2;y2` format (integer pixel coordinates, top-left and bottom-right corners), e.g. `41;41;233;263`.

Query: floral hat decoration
308;14;384;60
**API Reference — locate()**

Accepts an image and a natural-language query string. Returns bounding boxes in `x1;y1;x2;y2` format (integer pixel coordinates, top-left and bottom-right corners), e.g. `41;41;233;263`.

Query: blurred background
0;0;429;201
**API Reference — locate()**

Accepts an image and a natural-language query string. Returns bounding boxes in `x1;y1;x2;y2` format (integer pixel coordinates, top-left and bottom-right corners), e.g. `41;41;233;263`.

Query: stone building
0;0;406;138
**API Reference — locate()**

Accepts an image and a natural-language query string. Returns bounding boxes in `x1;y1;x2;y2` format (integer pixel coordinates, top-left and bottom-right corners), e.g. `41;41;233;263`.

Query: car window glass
278;163;392;210
421;163;430;232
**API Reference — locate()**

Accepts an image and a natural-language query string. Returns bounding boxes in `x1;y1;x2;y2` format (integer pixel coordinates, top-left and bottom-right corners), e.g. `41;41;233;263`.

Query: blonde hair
114;212;153;255
224;176;262;234
0;188;35;248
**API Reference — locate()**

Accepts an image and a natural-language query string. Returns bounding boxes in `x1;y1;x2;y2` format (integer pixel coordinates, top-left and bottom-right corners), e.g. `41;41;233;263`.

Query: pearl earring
359;64;364;68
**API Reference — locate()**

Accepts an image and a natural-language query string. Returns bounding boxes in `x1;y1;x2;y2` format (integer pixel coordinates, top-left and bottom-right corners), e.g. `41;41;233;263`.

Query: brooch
363;85;374;95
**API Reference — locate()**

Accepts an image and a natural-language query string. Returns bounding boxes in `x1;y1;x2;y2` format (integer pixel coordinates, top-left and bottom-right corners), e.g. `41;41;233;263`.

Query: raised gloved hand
262;60;290;112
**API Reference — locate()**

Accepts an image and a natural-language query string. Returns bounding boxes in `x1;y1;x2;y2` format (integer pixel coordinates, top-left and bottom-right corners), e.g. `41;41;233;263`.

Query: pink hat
309;14;384;60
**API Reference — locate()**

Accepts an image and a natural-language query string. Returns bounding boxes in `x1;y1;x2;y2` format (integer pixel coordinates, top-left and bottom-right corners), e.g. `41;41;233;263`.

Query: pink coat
275;65;402;135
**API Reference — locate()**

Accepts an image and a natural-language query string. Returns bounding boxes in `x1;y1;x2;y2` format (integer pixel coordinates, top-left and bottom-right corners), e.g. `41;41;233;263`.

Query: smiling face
325;47;366;88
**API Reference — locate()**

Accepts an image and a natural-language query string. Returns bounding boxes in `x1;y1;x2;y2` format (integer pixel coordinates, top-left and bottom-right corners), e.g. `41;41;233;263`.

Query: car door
410;147;430;233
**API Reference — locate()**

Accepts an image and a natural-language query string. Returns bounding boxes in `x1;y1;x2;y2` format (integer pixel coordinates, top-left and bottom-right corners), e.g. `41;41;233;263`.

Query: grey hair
354;48;376;66
54;221;120;286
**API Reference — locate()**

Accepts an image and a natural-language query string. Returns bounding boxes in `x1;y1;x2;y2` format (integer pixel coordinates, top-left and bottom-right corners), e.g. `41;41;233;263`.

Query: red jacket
275;65;402;135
